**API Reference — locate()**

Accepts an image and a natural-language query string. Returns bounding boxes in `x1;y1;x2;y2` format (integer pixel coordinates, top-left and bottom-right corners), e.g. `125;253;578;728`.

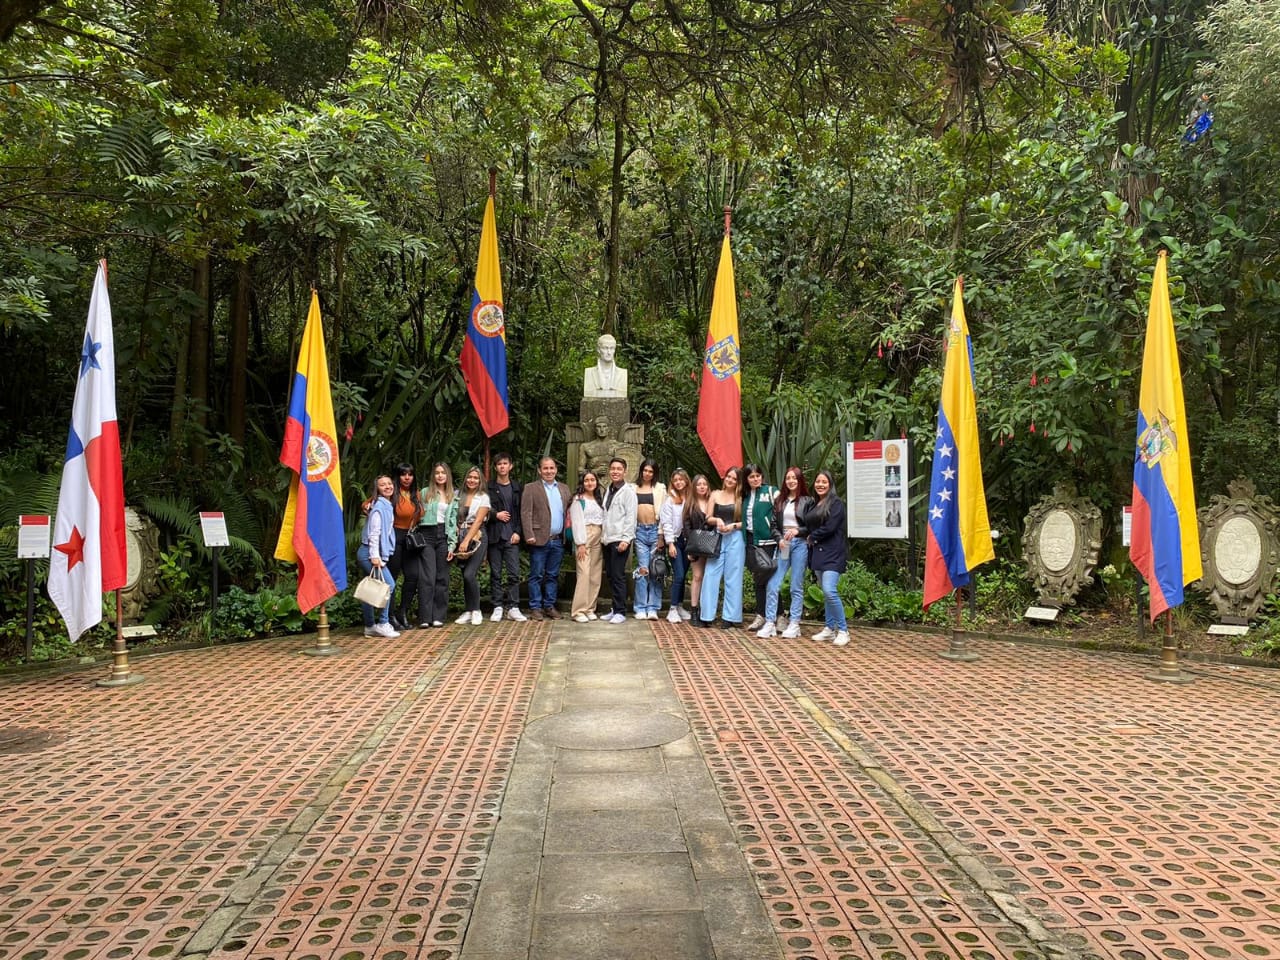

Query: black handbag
685;528;722;560
405;527;429;551
650;552;670;584
746;542;778;574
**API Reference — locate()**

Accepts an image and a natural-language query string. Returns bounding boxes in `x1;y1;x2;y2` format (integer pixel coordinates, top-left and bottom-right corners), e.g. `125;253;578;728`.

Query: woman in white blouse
452;466;491;626
569;469;606;622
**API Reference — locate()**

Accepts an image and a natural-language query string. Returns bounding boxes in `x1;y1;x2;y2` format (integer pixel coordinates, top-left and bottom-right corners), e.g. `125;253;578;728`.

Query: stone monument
118;507;161;623
1196;478;1280;627
566;334;644;481
1021;482;1102;614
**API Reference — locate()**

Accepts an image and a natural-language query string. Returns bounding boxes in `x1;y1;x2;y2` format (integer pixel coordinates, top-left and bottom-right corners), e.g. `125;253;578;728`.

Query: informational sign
1121;506;1132;547
18;515;51;559
199;511;230;548
847;440;909;539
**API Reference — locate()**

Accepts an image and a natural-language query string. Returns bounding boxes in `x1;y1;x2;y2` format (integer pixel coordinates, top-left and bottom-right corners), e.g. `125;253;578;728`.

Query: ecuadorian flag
275;291;346;613
923;278;994;609
1130;251;1200;620
461;193;509;437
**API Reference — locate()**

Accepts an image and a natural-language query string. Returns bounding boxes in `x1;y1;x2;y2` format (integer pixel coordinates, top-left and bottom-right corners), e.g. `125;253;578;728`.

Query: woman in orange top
390;462;423;629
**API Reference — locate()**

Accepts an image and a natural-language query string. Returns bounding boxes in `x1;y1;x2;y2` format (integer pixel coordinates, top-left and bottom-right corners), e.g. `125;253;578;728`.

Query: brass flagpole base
97;594;144;687
301;602;342;657
1145;613;1192;683
939;591;980;662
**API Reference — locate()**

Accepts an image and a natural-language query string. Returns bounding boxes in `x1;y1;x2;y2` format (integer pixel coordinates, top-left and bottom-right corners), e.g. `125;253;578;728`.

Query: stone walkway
1;617;1279;960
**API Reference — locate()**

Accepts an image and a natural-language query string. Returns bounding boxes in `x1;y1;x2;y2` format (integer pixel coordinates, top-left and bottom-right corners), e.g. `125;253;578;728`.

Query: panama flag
49;261;127;641
460;189;509;437
697;215;743;476
275;291;347;613
923;277;994;609
1129;251;1201;620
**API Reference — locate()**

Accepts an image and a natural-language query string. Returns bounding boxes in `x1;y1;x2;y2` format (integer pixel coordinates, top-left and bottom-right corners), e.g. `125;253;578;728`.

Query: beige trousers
571;524;603;616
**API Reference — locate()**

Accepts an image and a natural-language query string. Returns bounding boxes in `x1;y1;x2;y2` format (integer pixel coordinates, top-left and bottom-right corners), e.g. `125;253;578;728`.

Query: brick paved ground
2;620;1278;960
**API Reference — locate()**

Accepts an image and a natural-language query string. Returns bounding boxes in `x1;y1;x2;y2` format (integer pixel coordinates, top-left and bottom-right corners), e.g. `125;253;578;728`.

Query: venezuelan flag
460;193;509;437
1129;251;1201;620
923;278;994;609
696;226;743;476
275;291;346;613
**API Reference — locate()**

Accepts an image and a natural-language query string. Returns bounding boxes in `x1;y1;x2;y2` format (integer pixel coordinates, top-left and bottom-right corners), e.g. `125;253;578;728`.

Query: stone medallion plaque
1196;479;1280;623
1022;483;1102;607
118;507;161;624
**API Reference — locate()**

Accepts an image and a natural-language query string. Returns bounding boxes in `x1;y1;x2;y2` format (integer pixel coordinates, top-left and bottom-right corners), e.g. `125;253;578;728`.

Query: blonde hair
427;462;454;502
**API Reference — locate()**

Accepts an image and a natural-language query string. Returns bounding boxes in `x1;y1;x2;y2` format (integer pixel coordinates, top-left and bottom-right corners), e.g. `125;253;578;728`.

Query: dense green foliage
2;0;1279;651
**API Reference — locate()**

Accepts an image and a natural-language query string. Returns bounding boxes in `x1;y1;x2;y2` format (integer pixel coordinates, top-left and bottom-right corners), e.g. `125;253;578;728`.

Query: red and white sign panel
847;440;908;540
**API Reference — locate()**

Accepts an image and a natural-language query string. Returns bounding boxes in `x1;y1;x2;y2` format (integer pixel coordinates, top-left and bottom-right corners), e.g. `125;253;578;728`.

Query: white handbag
354;571;391;608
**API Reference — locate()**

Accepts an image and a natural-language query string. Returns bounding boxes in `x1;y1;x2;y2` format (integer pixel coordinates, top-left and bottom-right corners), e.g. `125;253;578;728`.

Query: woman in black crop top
632;458;666;618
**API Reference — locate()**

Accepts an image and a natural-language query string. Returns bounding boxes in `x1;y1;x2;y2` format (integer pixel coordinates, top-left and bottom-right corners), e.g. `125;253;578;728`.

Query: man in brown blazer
520;456;571;620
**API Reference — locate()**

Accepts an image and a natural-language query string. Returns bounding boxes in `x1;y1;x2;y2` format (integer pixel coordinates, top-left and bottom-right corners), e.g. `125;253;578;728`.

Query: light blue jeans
356;545;394;626
765;539;808;623
820;569;848;631
632;523;661;615
700;530;745;623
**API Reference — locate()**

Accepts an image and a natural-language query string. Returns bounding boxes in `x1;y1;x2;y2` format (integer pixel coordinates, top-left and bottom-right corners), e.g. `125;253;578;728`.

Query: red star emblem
56;526;86;571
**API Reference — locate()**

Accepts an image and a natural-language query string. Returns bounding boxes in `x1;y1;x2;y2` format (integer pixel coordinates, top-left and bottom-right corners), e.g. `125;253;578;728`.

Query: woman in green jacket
743;464;779;632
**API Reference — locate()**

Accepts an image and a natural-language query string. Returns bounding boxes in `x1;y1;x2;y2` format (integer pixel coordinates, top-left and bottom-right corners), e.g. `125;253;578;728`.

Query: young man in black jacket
487;452;526;621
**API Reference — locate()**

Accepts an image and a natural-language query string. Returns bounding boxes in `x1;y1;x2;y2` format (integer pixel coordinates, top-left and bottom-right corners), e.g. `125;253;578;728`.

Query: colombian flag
461;193;509;437
1129;251;1200;620
923;278;994;609
697;226;743;476
275;291;346;613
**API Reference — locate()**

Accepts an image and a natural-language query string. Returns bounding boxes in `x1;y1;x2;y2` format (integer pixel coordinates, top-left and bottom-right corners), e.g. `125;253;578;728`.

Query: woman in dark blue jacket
805;470;849;647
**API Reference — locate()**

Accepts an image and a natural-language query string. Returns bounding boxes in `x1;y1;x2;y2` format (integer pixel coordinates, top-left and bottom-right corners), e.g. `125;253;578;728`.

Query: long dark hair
808;469;839;524
635;457;660;486
394;461;423;521
576;470;604;505
774;466;809;513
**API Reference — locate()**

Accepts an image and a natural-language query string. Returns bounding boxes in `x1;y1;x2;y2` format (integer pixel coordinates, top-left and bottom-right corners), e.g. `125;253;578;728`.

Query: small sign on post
199;511;228;616
18;515;51;559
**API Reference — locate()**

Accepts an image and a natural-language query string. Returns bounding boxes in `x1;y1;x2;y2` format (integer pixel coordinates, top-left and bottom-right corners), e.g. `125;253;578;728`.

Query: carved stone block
1196;478;1280;623
1021;483;1102;607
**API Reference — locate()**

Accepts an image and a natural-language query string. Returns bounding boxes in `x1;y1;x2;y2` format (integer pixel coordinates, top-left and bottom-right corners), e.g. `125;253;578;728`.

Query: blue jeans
356;545;394;626
528;537;565;610
820;569;847;631
668;536;689;608
765;539;809;623
632;523;660;614
700;530;744;623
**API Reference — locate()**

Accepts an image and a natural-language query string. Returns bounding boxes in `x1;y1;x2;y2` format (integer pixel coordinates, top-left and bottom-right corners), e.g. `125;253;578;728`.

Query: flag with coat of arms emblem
697;211;743;476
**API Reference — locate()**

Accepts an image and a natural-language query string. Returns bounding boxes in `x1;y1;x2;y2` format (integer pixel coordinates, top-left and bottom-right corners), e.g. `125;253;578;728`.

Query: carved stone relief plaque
1196;478;1280;623
118;507;161;624
1022;483;1102;607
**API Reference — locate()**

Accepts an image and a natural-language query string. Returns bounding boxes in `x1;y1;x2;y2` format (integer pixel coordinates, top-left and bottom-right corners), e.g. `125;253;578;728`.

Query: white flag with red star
48;261;127;641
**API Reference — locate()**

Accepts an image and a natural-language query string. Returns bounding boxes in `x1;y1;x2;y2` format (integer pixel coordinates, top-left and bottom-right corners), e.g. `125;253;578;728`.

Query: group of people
356;455;850;646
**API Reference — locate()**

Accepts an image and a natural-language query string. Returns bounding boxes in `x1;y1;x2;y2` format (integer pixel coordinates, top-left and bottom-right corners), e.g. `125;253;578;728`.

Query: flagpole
302;601;338;656
724;205;731;237
940;587;980;662
97;591;143;687
1145;609;1192;683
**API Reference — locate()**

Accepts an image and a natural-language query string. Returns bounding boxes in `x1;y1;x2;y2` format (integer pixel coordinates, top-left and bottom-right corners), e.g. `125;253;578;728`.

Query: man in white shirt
601;457;637;623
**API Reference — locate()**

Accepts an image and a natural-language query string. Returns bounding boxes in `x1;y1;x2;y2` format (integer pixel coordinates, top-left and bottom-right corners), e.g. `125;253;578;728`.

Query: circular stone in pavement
526;708;689;749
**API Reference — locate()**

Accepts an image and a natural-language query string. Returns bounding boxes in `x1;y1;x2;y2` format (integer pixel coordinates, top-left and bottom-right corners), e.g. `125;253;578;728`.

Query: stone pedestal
566;397;644;481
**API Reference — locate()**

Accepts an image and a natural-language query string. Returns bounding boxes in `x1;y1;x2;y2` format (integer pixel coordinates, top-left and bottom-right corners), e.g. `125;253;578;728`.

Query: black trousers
488;539;520;607
459;535;487;611
387;527;410;621
603;541;631;615
416;527;449;625
747;535;769;614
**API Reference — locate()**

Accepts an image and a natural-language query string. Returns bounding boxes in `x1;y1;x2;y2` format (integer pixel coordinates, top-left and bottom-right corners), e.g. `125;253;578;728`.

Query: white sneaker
490;607;504;622
634;612;648;620
833;631;850;647
573;613;589;623
610;613;626;624
813;627;834;642
678;606;692;621
455;612;472;624
471;610;483;625
364;627;377;637
666;608;682;623
432;621;444;628
374;622;399;638
747;615;765;631
781;623;801;639
587;612;598;621
757;622;776;639
507;607;527;622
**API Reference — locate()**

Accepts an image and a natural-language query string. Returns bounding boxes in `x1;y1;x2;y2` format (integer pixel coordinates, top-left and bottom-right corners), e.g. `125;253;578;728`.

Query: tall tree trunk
227;256;251;445
602;106;625;337
188;255;212;466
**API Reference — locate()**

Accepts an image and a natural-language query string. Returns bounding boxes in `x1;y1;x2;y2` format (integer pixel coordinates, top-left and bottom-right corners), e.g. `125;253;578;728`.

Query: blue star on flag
80;333;102;378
